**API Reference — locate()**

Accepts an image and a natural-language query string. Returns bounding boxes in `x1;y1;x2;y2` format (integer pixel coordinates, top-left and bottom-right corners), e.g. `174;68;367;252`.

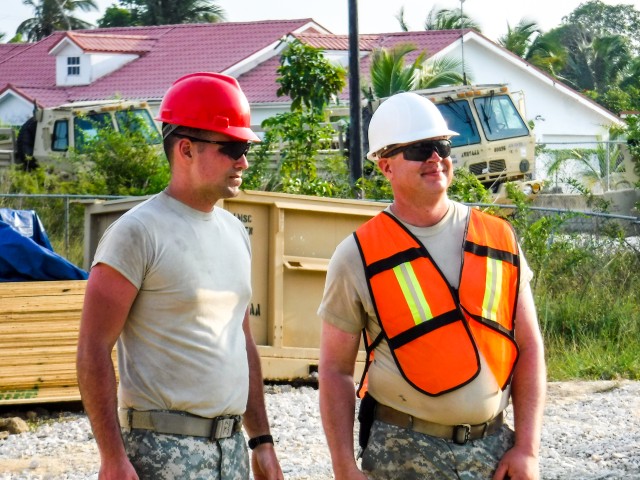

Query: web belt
118;409;242;440
375;404;504;445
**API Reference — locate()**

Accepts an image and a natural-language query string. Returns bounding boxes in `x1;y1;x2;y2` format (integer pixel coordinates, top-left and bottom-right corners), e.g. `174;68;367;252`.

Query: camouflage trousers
361;419;515;479
122;428;249;480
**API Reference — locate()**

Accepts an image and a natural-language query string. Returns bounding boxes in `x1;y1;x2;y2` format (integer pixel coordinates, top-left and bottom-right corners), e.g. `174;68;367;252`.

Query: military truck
362;84;543;199
0;100;161;170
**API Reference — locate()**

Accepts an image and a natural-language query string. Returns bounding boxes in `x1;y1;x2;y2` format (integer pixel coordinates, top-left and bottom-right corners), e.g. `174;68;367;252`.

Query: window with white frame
67;56;80;76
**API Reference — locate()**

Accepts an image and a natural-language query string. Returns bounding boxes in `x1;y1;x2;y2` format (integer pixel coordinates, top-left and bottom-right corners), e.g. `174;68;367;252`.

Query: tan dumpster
84;190;386;381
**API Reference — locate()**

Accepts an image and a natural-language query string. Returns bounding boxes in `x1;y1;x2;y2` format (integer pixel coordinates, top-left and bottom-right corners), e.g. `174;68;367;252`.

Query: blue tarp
0;208;88;282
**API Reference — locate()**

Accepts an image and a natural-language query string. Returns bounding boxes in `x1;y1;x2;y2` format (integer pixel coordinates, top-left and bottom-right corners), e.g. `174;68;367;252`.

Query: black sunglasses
382;139;452;161
173;133;251;160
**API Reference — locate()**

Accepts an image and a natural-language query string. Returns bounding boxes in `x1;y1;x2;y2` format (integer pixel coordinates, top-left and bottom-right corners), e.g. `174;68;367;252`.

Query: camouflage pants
361;419;515;479
122;428;249;480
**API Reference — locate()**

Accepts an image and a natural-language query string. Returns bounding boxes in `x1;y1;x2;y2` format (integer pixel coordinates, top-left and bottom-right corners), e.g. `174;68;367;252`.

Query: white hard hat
366;92;459;160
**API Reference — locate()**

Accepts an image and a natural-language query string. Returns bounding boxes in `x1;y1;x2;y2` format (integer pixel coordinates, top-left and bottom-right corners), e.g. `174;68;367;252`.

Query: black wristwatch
248;434;274;450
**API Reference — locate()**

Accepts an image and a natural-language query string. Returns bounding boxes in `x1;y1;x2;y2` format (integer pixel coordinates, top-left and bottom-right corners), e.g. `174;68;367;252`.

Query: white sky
1;0;639;42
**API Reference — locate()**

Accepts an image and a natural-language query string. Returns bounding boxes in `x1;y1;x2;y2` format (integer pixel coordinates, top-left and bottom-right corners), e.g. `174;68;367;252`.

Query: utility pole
348;0;363;198
460;0;467;85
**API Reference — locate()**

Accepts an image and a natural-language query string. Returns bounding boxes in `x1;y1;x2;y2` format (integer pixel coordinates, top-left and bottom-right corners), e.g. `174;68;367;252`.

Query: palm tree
367;44;426;99
395;7;409;32
417;56;469;89
423;7;481;32
556;24;632;94
546;131;629;192
499;19;567;76
365;43;468;100
499;19;540;58
125;0;226;26
17;0;97;42
395;5;481;32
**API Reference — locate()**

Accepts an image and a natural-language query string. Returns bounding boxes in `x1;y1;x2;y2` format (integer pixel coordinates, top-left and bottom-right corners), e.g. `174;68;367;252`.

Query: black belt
118;409;242;440
375;404;504;445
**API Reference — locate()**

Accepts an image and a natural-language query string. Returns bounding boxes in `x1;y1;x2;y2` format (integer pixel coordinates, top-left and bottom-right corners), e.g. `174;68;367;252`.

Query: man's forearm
511;343;546;454
77;348;126;462
319;370;359;474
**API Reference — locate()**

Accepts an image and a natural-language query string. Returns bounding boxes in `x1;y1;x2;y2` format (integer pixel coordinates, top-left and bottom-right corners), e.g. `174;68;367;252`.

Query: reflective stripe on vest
354;209;520;397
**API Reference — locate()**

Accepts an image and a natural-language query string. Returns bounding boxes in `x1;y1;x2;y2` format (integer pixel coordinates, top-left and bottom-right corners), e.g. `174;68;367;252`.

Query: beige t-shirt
93;191;252;418
318;201;532;425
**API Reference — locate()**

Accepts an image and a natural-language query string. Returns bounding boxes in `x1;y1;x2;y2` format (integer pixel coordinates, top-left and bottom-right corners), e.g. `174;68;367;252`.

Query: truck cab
1;100;161;170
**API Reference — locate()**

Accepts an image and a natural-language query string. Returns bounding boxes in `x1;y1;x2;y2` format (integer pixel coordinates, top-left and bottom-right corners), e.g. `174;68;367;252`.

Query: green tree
553;24;632;95
97;0;225;27
97;5;136;28
565;0;640;55
545;131;629;193
276;39;346;114
423;6;481;32
366;43;467;99
367;43;426;98
416;56;467;89
68;114;168;196
395;5;481;32
244;39;347;197
498;19;566;76
17;0;97;42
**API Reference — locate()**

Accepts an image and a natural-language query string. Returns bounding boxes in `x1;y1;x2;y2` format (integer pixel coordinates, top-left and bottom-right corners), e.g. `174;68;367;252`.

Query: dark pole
348;0;363;198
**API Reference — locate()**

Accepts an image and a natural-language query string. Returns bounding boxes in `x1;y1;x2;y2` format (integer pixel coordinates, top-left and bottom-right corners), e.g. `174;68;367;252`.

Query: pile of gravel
1;380;639;479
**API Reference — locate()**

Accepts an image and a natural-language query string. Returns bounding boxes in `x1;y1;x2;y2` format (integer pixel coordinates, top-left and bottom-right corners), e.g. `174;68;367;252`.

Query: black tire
16;117;38;171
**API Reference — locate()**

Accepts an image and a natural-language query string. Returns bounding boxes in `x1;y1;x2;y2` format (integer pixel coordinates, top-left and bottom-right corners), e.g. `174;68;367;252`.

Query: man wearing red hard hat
77;72;283;480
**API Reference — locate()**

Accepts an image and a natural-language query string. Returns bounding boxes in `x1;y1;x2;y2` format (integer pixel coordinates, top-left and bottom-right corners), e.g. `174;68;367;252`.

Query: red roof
60;31;157;54
0;19;322;107
0;20;465;108
238;29;466;104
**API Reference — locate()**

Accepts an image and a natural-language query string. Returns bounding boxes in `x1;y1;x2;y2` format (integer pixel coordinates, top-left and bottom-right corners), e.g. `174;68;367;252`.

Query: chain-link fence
0;194;126;266
534;140;636;194
1;193;638;271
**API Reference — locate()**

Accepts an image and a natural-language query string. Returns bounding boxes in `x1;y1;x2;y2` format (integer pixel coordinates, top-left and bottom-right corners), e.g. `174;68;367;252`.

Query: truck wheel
16;117;38;171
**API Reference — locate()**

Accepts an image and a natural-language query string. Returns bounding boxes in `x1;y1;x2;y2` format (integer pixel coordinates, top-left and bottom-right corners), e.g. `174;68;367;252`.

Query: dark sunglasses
173;133;251;160
382;139;452;161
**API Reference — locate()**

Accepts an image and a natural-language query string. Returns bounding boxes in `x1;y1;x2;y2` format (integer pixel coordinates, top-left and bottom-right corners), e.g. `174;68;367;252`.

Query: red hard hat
156;72;260;142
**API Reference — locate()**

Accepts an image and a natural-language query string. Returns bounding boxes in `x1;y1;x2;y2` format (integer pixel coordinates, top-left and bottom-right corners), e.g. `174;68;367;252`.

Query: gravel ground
0;380;639;479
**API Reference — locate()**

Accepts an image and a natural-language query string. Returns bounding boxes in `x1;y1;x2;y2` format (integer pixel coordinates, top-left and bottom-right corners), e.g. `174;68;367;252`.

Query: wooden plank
0;280;87;298
1;296;84;314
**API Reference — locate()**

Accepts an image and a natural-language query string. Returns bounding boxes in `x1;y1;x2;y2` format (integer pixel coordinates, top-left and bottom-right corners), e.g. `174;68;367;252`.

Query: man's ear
179;138;192;159
378;158;392;177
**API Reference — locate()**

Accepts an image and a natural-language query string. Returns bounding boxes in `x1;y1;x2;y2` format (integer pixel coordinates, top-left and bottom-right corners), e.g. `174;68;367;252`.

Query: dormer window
67;56;80;76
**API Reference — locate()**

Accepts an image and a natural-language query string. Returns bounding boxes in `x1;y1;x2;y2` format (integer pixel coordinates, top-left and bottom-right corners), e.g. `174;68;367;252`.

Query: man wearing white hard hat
318;92;546;479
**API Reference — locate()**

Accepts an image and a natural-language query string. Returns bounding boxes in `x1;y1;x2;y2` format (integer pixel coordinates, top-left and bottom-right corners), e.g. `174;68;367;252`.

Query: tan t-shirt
318;201;532;425
93;191;252;418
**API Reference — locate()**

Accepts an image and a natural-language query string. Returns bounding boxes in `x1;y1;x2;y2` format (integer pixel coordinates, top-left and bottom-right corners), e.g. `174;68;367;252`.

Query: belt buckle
211;417;235;440
453;424;471;445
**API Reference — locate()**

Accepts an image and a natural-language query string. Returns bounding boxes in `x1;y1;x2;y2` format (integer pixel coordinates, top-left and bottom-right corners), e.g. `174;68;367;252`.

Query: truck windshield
474;94;529;141
437;100;481;147
115;109;161;144
74;113;112;152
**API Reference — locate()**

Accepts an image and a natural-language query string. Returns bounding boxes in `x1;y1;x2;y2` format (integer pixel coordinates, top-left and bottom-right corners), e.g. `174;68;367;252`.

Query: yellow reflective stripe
482;257;503;321
393;262;433;325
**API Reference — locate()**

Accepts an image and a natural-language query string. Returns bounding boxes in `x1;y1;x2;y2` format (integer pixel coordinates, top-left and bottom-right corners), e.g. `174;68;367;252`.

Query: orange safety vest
354;208;520;397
